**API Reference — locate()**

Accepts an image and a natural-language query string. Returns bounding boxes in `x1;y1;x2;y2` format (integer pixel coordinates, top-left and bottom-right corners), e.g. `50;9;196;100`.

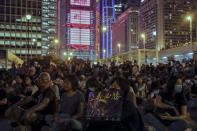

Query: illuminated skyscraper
114;0;140;17
112;7;139;56
139;0;197;51
0;0;42;60
42;0;58;55
59;0;96;60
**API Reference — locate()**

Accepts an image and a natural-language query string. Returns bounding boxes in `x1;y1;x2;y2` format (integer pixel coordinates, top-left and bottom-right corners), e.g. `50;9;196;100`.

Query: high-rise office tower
42;0;58;55
139;0;197;51
0;0;42;60
112;7;139;56
114;0;140;17
59;0;96;61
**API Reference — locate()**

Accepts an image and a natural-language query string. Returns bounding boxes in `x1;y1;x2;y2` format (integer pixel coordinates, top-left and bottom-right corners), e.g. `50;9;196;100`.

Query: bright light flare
141;34;145;39
54;39;59;44
187;16;192;21
26;14;32;20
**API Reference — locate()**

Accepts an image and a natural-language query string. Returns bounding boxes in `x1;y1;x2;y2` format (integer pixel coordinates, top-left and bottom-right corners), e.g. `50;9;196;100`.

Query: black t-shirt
13;83;25;96
191;84;197;94
0;89;7;101
160;92;187;114
32;88;56;115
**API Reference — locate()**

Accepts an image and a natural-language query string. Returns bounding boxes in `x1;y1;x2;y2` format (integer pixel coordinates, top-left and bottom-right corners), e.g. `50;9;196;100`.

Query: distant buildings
114;0;140;17
139;0;197;51
0;0;42;60
59;0;96;60
112;7;139;56
42;0;58;55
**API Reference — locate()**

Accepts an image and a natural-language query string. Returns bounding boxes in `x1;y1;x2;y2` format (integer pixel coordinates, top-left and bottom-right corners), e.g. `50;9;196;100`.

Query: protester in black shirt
0;89;8;115
154;77;190;131
5;72;56;130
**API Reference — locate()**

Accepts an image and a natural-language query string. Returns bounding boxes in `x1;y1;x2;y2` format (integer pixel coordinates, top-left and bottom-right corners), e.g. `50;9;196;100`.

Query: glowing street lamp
103;26;107;32
70;52;73;56
186;15;193;53
64;52;67;56
26;14;32;60
141;34;145;39
117;43;121;54
187;16;192;21
68;57;71;60
141;33;147;64
26;14;32;20
54;39;59;44
153;31;156;36
32;39;36;42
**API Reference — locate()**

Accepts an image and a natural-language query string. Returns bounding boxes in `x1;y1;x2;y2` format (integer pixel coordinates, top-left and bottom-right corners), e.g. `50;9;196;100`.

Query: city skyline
0;0;197;65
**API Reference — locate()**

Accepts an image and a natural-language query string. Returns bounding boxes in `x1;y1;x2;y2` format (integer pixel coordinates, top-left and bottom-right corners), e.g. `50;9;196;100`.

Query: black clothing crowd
0;60;197;131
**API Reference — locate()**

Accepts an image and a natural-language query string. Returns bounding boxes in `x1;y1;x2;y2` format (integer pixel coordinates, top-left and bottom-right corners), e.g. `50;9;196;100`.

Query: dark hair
166;76;180;94
64;75;78;91
111;77;130;97
151;81;161;91
86;76;101;91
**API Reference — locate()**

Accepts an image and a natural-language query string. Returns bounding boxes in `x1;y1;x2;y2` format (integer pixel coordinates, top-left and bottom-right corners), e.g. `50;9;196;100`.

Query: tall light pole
26;14;31;61
187;16;193;53
103;49;106;59
141;33;146;64
63;51;72;60
54;39;59;55
32;39;37;56
117;43;121;54
102;26;107;59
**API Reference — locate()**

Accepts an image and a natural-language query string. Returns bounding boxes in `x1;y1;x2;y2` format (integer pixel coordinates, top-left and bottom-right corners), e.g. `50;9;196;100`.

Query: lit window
10;50;15;53
5;32;10;37
0;32;4;36
0;40;4;45
21;50;26;54
16;50;20;54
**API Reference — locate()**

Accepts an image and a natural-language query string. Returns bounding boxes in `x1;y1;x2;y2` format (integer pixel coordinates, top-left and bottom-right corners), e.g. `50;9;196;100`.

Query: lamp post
103;49;106;59
141;33;146;64
54;39;59;55
187;16;193;53
103;26;107;32
32;39;37;56
117;43;121;54
26;14;31;61
63;51;73;60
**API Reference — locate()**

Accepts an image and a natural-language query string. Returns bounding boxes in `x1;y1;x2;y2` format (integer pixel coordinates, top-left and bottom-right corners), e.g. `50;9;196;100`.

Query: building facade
59;0;96;61
139;0;197;51
42;0;58;55
0;0;42;60
114;0;140;17
112;7;139;56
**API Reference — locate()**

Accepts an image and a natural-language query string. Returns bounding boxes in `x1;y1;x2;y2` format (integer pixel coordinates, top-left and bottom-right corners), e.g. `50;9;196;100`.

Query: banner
86;89;123;121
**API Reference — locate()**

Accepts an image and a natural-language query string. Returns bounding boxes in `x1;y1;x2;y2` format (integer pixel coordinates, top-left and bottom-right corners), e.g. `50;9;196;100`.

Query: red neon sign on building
70;28;90;45
70;0;91;50
70;0;90;6
70;10;90;25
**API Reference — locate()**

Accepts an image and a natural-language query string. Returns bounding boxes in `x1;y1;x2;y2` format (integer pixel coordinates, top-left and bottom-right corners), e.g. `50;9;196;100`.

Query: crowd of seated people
0;60;197;131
